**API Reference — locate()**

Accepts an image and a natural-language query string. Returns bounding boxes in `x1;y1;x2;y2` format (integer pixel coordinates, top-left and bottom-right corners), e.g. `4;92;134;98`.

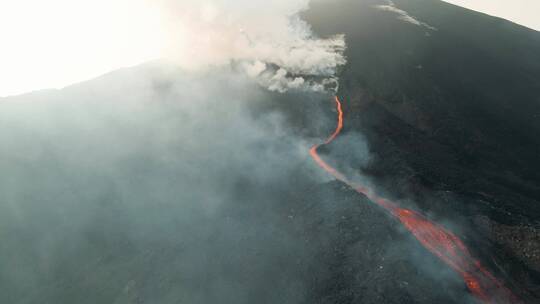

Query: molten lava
310;96;519;303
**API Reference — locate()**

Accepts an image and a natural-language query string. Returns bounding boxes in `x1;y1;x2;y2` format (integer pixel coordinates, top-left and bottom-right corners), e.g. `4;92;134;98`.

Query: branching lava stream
309;96;519;303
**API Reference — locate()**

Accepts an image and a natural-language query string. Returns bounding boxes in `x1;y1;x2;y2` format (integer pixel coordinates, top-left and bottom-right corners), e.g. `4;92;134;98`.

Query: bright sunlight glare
0;0;167;97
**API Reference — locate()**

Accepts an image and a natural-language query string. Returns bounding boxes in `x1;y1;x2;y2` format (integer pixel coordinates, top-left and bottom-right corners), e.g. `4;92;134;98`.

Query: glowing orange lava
310;96;519;303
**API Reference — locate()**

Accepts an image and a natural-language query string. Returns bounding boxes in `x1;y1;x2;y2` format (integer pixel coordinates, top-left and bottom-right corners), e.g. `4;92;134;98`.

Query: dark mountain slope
304;0;540;300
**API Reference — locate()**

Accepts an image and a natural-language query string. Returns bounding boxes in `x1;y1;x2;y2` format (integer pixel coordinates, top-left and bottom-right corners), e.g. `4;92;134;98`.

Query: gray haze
0;63;335;303
0;61;470;303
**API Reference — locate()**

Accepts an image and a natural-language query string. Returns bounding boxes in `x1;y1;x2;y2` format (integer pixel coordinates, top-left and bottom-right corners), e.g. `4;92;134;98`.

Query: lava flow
310;96;519;303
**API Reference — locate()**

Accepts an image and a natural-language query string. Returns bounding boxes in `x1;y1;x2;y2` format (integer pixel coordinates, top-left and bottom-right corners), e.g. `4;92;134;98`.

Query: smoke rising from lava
157;0;346;92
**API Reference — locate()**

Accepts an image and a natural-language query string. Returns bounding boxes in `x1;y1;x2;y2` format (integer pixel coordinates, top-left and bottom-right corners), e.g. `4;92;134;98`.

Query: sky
0;0;166;97
442;0;540;31
0;0;538;97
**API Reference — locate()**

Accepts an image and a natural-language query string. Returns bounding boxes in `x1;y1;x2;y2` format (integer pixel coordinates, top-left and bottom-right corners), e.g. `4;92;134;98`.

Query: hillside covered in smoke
0;62;471;303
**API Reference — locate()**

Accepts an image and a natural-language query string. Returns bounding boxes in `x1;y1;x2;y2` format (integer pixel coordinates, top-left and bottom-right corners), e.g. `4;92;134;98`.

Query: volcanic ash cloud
158;0;346;92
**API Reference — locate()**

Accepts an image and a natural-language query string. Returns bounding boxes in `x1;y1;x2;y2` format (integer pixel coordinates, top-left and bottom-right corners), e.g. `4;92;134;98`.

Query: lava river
309;96;519;303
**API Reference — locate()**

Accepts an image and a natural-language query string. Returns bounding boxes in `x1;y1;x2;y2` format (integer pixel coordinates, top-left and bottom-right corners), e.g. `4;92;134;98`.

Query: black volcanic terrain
1;0;539;303
304;0;540;301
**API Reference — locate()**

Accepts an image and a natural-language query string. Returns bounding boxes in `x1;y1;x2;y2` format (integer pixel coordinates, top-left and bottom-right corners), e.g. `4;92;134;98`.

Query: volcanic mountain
0;0;539;303
303;0;540;301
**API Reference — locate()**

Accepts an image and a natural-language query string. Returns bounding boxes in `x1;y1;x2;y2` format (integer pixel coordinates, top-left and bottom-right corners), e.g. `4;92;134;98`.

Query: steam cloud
158;0;346;92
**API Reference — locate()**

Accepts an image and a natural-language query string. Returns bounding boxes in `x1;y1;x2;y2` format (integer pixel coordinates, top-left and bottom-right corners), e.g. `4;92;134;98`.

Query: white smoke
376;0;437;31
157;0;346;92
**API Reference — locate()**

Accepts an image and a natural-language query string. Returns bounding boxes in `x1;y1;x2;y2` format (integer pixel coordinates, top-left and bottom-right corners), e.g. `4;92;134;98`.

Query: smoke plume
157;0;346;92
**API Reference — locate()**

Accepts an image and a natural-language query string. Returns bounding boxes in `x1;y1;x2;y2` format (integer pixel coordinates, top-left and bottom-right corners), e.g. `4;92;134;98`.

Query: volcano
1;0;539;303
301;0;540;302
